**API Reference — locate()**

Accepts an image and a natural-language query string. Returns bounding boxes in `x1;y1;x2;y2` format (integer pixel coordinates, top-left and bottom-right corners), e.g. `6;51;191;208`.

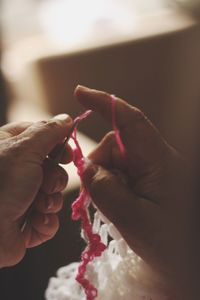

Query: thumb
82;163;158;247
18;114;73;159
83;163;133;226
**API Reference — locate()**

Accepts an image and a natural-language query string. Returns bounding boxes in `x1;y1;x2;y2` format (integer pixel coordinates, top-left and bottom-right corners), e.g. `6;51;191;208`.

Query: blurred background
0;0;200;299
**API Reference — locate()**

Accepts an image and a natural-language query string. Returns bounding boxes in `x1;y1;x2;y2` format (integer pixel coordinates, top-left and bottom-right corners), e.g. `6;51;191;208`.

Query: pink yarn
70;96;126;300
71;110;106;300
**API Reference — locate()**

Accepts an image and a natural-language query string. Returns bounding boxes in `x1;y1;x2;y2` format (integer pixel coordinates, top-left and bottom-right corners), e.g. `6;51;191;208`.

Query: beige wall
31;24;200;160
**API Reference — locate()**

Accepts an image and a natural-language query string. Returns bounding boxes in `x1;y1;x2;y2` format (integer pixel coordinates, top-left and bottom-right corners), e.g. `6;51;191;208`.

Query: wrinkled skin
76;86;200;300
0;114;73;267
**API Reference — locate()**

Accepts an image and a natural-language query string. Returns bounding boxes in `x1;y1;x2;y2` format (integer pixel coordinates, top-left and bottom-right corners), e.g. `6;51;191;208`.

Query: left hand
75;86;199;299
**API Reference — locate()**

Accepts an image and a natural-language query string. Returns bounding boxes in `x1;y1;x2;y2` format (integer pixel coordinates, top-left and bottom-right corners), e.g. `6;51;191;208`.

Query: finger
49;143;73;164
75;85;127;122
24;212;59;248
83;163;160;256
88;131;166;204
88;131;126;171
0;122;32;140
18;114;73;160
34;192;64;214
75;86;169;173
41;159;68;194
60;143;73;163
78;87;174;205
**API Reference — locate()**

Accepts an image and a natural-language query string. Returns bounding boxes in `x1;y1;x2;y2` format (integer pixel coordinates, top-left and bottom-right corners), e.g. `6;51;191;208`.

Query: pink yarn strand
70;110;106;300
70;95;126;300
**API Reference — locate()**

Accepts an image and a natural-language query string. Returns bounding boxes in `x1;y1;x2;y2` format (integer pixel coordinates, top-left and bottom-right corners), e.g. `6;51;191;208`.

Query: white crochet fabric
45;211;169;300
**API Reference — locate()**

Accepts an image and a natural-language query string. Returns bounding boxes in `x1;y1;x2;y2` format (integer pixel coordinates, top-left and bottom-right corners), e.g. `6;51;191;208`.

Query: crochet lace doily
45;211;167;300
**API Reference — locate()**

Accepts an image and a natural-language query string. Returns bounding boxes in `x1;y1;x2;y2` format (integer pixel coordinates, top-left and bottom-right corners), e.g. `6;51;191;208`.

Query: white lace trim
45;211;168;300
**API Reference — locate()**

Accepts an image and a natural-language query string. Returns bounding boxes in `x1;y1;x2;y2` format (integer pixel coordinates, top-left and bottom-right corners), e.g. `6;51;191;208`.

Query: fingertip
75;86;138;128
75;86;132;129
53;113;73;124
75;85;112;117
74;84;87;96
74;85;93;107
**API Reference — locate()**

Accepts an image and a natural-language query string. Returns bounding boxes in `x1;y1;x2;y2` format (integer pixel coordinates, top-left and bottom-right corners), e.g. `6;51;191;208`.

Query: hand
75;86;199;299
0;114;73;267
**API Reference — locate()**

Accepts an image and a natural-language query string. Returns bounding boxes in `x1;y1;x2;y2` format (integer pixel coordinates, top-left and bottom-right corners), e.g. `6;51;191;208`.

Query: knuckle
45;120;60;130
37;120;48;126
34;119;60;133
8;136;44;165
33;120;48;130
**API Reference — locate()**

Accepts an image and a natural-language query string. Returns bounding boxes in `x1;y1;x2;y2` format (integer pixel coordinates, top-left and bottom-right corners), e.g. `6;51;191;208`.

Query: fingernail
53;114;72;123
46;198;53;210
44;214;49;225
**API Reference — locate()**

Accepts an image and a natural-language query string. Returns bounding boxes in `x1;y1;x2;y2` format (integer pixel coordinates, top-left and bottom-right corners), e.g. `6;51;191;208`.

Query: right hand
75;86;199;299
0;114;73;267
